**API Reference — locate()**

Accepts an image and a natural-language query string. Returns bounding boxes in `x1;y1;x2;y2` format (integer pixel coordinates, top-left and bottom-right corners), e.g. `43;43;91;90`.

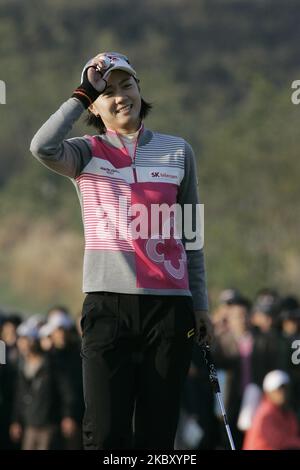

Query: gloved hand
72;55;110;108
193;310;213;346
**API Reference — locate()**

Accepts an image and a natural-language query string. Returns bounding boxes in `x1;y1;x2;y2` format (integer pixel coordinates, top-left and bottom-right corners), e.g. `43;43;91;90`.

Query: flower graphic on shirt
145;217;186;280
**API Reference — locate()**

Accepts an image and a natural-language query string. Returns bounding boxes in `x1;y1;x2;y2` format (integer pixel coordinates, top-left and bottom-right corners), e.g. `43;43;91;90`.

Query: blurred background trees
1;0;300;313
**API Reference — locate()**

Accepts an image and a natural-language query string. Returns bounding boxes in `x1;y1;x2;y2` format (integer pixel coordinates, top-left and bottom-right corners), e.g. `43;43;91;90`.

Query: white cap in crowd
16;321;39;339
263;370;290;393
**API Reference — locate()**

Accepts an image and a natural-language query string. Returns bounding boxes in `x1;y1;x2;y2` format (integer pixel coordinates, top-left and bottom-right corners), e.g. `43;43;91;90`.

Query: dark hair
228;296;252;312
85;97;152;134
29;338;44;355
5;313;22;327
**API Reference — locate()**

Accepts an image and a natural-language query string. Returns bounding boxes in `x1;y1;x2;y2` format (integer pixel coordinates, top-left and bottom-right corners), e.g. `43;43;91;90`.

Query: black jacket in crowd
12;354;77;428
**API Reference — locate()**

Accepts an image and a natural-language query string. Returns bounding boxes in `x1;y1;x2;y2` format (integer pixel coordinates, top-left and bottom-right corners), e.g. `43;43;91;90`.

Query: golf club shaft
199;343;236;450
216;392;236;450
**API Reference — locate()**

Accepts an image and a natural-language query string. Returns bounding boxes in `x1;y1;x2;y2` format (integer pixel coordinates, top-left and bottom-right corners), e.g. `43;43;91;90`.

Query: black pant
81;292;195;450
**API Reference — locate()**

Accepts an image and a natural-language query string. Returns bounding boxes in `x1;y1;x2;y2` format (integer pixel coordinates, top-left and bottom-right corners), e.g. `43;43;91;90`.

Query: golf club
199;342;236;450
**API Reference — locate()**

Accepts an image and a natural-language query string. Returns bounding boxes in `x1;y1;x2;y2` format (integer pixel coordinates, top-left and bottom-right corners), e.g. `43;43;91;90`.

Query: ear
88;103;97;116
134;77;141;91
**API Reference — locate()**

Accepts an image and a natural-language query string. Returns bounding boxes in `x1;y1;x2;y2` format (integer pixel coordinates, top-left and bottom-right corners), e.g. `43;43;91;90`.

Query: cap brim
103;66;136;80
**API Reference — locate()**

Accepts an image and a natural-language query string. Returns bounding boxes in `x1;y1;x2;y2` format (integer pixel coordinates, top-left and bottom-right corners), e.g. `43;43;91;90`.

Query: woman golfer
30;51;211;450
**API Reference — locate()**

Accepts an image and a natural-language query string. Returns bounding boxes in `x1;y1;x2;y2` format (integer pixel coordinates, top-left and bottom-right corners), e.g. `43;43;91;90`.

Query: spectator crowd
1;288;300;450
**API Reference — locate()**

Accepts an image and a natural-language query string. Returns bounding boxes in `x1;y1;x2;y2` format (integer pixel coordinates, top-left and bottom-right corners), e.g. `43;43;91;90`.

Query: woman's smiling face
89;69;142;134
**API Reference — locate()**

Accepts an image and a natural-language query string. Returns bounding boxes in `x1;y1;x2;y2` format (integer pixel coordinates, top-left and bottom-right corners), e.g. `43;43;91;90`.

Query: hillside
1;0;300;313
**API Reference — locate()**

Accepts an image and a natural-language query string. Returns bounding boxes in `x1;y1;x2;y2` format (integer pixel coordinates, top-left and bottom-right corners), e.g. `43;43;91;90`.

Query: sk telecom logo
0;340;6;364
0;80;6;104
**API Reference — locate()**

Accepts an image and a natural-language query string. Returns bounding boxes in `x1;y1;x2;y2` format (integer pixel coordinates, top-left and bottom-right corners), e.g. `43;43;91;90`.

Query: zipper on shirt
132;137;139;183
116;125;143;184
132;164;137;183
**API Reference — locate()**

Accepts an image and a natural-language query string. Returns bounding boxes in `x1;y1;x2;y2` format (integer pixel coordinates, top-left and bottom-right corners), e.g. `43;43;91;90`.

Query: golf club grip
200;344;220;393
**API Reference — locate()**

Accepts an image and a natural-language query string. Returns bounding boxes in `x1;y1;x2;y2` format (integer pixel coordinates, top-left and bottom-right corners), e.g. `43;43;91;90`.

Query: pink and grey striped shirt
30;98;208;310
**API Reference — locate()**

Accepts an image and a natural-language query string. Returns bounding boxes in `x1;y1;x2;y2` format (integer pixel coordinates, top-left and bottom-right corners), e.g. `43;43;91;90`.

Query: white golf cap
17;321;39;339
38;313;73;338
263;370;290;393
46;312;74;332
81;51;137;83
38;322;54;338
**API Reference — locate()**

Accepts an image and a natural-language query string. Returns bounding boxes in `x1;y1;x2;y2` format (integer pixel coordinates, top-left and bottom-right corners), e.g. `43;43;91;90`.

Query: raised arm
30;54;109;178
